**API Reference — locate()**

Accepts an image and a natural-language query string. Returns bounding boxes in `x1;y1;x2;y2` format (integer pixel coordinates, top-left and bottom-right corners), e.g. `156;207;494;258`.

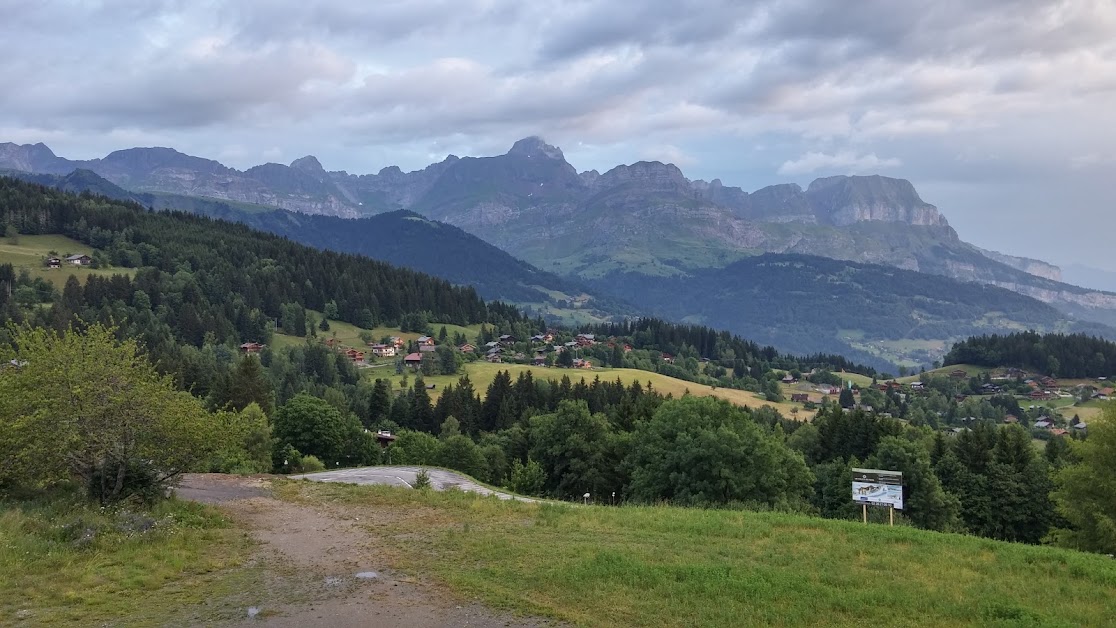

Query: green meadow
283;480;1116;627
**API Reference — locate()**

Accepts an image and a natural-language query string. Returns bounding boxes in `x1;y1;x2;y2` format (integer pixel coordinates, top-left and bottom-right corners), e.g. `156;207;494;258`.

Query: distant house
416;335;435;346
46;257;61;269
344;348;365;363
949;369;968;379
66;254;92;266
572;358;593;369
575;333;596;347
790;393;809;403
1050;428;1069;437
1003;414;1019;424
1073;421;1088;431
1030;390;1055;400
1033;419;1053;429
458;343;476;353
389;336;405;349
533;355;548;366
781;373;797;384
419;344;437;353
403;352;423;368
239;342;264;354
486;354;502;363
499;334;516;344
979;383;1002;394
661;353;675;365
368;343;396;358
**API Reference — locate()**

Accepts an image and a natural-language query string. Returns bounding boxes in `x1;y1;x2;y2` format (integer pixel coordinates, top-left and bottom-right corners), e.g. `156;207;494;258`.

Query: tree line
945;331;1116;379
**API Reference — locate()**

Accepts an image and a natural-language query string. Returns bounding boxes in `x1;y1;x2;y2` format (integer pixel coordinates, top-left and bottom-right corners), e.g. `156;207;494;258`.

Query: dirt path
177;474;557;627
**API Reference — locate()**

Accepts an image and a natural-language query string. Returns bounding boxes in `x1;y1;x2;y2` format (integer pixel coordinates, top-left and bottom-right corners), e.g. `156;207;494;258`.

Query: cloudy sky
2;0;1114;270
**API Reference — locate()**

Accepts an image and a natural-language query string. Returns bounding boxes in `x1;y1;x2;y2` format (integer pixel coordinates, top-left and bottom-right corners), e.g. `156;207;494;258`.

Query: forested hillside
591;254;1116;371
945;332;1116;378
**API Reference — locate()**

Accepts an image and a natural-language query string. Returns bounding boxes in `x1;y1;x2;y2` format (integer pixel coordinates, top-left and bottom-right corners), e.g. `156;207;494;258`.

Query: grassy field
0;493;256;626
270;316;483;352
282;481;1116;627
358;361;815;419
0;234;125;285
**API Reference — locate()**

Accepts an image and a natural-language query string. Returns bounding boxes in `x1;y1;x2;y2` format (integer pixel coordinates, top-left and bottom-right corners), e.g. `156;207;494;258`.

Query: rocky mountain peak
507;136;565;161
806;175;949;228
290;155;326;174
598;161;691;191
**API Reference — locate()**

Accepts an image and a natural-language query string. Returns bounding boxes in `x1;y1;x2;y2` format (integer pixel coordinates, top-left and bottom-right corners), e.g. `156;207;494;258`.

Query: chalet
790;393;809;403
533;355;548;366
909;381;925;390
458;343;476;353
368;343;396;358
416;335;435;346
344;348;365;363
575;333;596;347
389;336;404;349
325;337;340;348
1030;390;1056;400
571;358;593;369
485;341;500;349
1003;414;1019;424
498;334;516;344
66;253;92;266
781;373;797;384
661;353;675;365
563;341;579;349
239;342;264;354
530;334;548;343
979;383;1002;394
486;354;502;363
1040;376;1057;388
1095;387;1114;400
623;344;633;353
818;385;840;395
1033;419;1053;429
1073;421;1088;431
46;257;61;269
403;352;423;368
418;344;437;353
1050;428;1069;437
949;369;968;379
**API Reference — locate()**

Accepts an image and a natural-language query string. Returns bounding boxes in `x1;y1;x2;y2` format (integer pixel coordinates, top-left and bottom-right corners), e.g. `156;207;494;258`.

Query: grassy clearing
360;361;812;418
0;234;126;286
0;491;256;626
282;481;1116;627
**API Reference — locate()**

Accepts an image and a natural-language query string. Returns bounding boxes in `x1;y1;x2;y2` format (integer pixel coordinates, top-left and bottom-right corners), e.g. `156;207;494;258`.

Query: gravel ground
290;466;536;502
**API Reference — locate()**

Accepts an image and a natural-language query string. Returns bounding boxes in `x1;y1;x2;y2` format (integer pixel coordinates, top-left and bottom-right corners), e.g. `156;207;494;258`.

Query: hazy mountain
589;254;1116;371
5;138;1116;329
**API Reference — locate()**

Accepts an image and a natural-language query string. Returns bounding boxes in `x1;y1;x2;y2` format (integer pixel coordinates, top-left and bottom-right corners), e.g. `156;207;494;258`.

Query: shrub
414;468;432;490
298;455;325;473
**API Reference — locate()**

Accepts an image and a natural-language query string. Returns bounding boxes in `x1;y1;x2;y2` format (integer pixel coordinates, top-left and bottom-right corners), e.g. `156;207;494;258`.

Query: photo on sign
851;468;904;510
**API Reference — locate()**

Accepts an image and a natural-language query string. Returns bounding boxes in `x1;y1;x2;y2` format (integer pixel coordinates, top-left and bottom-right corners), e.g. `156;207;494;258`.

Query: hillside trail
177;473;557;628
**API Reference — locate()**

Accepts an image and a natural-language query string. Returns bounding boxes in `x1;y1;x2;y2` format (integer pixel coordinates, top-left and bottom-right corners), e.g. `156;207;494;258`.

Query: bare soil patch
177;474;557;627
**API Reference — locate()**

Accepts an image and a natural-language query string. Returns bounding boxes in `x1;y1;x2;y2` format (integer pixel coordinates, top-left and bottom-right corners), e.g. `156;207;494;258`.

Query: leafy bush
299;455;325;473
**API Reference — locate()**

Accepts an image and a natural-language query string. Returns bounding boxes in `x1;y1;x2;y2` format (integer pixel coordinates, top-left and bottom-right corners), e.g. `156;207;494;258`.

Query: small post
889;506;894;527
862;503;867;524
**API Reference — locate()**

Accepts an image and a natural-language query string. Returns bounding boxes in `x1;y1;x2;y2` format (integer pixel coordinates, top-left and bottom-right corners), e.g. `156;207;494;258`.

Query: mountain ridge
4;139;1115;329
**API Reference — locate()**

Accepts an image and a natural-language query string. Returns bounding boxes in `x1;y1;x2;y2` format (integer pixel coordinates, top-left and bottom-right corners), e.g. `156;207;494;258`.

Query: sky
1;0;1114;271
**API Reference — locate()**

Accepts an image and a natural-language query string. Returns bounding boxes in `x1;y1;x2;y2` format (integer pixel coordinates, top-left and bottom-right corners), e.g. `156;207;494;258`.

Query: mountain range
4;138;1116;369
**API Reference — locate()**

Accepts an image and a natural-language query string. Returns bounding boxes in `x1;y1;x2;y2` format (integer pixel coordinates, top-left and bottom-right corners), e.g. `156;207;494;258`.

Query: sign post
852;468;903;524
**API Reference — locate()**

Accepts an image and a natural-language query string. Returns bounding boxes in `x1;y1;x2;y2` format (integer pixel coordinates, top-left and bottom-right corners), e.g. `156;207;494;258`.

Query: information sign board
852;468;903;510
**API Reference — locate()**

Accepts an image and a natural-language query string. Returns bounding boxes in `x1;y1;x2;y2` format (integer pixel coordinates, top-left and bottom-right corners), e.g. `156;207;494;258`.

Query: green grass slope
289;481;1116;628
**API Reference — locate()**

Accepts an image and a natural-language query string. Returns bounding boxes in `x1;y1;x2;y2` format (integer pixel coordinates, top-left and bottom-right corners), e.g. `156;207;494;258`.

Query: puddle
355;571;379;580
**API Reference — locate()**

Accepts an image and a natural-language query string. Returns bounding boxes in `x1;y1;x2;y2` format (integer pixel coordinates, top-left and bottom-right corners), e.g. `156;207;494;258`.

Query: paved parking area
291;466;535;502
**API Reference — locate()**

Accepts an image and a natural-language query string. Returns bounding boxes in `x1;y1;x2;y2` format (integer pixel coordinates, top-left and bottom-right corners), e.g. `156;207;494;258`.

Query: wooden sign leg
889;506;894;527
862;503;867;524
